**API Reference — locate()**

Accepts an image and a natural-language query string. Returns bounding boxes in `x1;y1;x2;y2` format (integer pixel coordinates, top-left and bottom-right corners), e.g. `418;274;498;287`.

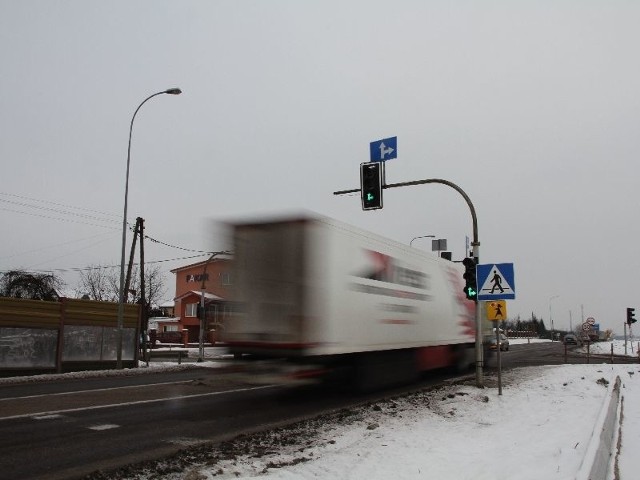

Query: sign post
487;300;507;395
479;265;515;396
581;322;592;363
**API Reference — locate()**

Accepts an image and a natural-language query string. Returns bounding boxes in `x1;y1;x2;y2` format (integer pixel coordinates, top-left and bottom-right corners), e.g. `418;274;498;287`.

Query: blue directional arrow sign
370;136;397;162
477;263;515;300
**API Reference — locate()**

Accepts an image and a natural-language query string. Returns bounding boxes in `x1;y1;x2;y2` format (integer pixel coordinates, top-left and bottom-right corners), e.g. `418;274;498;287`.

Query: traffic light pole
334;178;484;388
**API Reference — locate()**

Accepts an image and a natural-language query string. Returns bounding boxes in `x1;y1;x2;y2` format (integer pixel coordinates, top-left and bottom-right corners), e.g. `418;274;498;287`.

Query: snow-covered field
4;340;640;479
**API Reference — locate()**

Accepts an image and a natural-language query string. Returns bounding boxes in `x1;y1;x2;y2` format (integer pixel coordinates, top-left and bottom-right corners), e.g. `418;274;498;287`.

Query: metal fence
0;297;140;375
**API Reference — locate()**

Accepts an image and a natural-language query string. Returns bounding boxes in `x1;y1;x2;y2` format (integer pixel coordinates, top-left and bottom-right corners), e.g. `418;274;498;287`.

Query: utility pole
124;218;141;300
139;217;148;363
569;310;572;332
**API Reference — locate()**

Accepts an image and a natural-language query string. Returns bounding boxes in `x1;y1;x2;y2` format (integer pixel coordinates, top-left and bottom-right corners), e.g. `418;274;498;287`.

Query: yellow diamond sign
486;300;507;321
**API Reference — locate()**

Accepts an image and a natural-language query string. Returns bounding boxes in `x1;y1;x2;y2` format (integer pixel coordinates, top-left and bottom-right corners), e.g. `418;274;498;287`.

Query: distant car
489;333;510;351
563;334;579;345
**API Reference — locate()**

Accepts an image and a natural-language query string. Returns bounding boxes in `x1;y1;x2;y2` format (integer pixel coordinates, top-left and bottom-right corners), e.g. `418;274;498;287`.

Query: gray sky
1;1;639;333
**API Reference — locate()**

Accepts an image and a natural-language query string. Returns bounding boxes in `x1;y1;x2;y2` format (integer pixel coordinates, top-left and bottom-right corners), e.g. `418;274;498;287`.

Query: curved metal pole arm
384;179;478;251
333;176;483;387
116;89;180;369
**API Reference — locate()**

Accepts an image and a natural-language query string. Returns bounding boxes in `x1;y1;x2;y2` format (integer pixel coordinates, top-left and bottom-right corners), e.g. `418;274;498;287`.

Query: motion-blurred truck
222;214;485;390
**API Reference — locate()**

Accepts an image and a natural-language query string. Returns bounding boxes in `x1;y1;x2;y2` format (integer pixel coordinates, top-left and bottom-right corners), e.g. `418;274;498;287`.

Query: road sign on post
369;136;397;162
486;300;507;321
477;263;515;300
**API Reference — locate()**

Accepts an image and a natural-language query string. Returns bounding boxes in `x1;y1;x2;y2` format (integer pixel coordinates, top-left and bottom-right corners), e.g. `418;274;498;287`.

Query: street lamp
116;88;182;369
549;295;560;342
410;235;435;247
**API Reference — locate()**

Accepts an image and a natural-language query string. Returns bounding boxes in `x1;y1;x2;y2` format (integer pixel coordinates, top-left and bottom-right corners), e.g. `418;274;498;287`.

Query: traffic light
627;307;636;325
462;257;478;302
360;162;383;210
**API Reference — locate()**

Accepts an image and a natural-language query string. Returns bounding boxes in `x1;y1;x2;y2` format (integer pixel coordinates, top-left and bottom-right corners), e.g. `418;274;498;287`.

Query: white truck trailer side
223;215;481;389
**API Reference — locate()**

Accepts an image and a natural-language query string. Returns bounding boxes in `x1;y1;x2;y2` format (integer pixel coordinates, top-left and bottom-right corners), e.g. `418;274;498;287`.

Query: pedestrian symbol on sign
477;263;515;300
490;270;504;294
487;300;507;321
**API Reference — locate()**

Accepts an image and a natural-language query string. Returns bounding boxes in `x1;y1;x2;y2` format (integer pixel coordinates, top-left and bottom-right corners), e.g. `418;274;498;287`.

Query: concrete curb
575;375;622;480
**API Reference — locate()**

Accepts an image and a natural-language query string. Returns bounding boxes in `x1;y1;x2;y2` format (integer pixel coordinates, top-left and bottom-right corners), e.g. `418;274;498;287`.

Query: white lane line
0;380;192;401
1;385;274;421
87;424;120;431
33;414;64;420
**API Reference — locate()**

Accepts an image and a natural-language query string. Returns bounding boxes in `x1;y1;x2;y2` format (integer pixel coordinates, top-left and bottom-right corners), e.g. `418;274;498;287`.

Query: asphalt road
0;342;635;480
0;366;400;480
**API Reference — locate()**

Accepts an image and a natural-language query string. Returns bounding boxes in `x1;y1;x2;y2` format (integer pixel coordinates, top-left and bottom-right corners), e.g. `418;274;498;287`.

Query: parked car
489;333;510;351
563;334;579;345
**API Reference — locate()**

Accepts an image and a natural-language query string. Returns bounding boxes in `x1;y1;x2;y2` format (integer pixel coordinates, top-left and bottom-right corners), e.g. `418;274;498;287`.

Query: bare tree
77;265;115;302
78;265;167;307
0;270;64;301
122;265;167;308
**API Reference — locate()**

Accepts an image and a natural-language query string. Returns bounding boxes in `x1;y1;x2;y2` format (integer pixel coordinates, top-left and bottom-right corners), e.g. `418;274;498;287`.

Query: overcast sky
1;1;639;333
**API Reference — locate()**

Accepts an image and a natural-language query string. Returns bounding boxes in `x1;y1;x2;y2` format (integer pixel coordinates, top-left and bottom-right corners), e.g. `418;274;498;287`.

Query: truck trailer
223;214;484;390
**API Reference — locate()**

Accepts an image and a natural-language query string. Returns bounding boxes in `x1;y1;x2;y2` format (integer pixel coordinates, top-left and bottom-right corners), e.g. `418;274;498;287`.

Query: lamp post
116;88;182;369
549;295;559;342
410;235;435;247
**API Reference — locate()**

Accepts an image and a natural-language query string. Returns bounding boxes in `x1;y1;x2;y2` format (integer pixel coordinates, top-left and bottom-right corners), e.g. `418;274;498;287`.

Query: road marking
0;385;275;421
88;424;120;431
32;414;64;420
0;380;192;402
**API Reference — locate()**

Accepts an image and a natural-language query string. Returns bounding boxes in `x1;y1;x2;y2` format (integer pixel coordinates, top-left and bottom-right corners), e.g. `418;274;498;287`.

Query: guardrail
575;375;622;480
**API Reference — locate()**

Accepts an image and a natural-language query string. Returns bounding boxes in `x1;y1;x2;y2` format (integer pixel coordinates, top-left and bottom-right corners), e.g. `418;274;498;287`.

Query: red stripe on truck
416;345;453;370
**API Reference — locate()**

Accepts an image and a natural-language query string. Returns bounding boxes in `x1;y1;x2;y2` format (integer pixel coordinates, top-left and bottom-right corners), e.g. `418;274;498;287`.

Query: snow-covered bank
119;364;633;480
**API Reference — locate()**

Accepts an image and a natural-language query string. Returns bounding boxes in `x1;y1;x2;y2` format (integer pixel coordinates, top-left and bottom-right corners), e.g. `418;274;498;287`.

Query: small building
148;316;181;333
170;257;233;343
157;300;175;317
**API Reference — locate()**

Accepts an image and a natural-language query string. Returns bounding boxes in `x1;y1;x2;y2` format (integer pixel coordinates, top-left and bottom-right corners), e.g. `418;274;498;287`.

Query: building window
185;303;198;317
221;272;232;285
164;325;179;332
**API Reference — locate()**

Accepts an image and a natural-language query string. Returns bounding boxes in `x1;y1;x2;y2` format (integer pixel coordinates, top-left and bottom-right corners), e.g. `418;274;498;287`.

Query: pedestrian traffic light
462;257;478;302
627;307;636;325
360;162;383;210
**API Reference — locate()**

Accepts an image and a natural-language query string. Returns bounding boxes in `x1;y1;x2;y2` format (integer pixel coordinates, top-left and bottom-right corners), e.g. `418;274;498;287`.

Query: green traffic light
367;193;375;201
464;286;477;300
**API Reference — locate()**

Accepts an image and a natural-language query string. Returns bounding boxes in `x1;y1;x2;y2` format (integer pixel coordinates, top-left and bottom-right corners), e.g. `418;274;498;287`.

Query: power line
0;192;121;219
0;206;123;230
25;235;118;270
0;192;230;272
144;235;216;254
0;253;213;276
0;197;120;224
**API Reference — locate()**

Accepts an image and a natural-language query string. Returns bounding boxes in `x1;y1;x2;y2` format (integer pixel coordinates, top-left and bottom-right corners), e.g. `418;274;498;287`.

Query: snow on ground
4;339;640;479
147;362;638;480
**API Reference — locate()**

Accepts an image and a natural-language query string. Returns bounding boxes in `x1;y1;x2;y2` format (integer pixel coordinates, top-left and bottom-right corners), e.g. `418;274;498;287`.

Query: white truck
223;214;484;390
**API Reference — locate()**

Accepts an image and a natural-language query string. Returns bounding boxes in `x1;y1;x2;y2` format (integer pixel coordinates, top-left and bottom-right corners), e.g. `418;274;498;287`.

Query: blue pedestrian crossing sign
370;136;397;162
477;263;515;300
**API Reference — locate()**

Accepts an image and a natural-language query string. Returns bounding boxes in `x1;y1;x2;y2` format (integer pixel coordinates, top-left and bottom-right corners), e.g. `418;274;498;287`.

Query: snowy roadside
87;362;640;480
4;339;640;480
